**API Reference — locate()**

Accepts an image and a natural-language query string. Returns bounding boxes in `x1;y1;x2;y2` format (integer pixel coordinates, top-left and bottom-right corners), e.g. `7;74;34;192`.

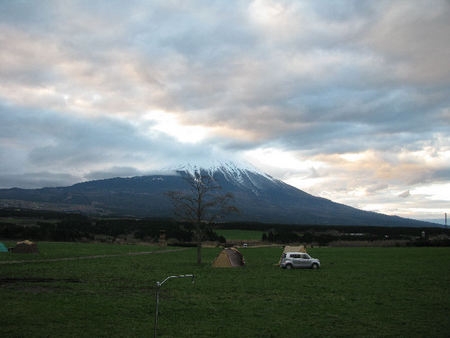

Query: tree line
0;216;226;243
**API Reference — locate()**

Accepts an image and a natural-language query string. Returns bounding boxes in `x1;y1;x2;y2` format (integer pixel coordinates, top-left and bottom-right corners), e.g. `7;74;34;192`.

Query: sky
0;0;449;223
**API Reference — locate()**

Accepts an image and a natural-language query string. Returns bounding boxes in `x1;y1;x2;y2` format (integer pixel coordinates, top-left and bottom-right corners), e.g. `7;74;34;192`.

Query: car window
291;254;300;258
300;254;309;259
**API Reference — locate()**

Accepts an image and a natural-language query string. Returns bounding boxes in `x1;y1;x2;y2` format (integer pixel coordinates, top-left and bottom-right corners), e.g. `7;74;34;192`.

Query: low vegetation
1;243;449;337
1;208;449;247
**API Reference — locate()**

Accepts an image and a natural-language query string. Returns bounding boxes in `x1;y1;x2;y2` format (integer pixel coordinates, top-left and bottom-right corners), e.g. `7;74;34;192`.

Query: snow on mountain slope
173;160;280;195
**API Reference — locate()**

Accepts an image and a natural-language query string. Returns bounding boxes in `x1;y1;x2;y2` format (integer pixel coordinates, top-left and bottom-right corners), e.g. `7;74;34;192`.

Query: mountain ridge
0;163;440;227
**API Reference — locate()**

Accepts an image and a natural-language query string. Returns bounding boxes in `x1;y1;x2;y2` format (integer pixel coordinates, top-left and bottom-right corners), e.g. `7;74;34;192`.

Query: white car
280;252;320;269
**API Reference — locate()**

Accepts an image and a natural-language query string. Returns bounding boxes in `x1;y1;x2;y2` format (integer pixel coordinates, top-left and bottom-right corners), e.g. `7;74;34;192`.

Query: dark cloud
398;190;410;198
433;169;450;181
0;102;156;166
84;167;144;181
366;183;389;194
0;172;79;189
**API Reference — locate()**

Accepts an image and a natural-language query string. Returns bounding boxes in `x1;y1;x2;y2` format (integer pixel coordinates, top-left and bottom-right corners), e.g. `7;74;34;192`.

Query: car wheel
311;263;319;270
286;264;293;270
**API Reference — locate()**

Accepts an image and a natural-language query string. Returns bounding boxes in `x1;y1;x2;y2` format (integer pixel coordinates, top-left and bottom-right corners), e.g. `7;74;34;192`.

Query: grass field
214;229;264;241
1;243;449;337
0;241;163;261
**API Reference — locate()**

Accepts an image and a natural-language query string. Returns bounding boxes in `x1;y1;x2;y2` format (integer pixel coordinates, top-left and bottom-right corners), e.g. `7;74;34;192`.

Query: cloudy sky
1;0;449;223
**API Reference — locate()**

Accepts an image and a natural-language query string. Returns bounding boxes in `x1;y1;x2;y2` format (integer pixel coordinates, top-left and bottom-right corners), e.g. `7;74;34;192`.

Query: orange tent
212;248;245;267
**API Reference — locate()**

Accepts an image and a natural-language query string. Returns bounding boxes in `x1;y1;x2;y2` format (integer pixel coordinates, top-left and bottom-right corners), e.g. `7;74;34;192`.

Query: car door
299;254;312;268
290;254;302;268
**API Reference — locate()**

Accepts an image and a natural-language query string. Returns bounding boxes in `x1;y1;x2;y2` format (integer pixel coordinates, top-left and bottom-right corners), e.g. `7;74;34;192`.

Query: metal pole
154;274;195;338
154;284;160;338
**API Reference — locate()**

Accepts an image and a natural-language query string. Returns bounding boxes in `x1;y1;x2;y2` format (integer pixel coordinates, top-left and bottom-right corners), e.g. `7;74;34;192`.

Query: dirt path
0;247;188;265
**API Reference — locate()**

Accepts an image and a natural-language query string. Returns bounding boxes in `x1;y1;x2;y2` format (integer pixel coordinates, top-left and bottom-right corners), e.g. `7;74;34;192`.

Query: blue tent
0;242;8;253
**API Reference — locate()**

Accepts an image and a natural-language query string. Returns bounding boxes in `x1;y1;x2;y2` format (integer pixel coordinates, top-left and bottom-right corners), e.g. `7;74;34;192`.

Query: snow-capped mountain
173;161;279;195
0;162;438;227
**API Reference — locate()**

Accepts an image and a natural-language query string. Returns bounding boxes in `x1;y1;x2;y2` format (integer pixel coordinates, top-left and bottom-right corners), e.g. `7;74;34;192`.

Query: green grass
1;245;449;337
215;229;264;241
0;241;162;261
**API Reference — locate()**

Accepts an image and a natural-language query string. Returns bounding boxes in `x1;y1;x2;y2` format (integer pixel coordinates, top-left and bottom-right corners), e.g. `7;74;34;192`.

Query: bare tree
167;171;238;264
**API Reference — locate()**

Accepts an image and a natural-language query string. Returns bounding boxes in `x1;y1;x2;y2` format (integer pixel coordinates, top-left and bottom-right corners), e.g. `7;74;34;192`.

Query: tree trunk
197;242;202;265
